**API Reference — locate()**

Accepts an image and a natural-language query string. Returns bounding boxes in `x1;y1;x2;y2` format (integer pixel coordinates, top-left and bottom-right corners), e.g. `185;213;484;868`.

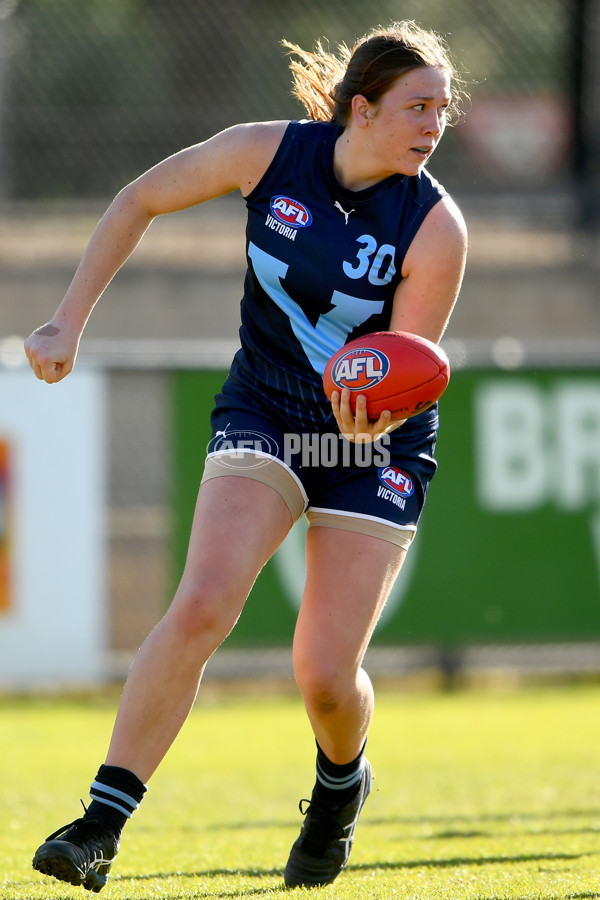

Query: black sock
86;764;147;836
314;741;366;805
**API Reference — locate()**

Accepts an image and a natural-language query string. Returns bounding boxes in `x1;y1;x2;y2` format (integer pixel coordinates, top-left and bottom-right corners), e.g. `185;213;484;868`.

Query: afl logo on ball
378;466;414;497
332;348;390;391
270;196;313;228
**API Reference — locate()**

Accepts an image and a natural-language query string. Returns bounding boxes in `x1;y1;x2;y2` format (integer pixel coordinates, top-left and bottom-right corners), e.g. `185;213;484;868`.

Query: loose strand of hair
282;38;350;122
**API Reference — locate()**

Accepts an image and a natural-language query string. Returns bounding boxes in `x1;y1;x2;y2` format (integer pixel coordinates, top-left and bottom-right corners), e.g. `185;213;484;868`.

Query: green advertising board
171;366;600;647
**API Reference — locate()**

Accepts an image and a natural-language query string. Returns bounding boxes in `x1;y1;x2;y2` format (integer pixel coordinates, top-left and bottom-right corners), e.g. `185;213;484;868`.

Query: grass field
2;680;600;900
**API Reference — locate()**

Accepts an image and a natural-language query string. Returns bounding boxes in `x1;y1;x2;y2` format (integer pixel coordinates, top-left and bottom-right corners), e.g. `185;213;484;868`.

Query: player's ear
351;94;376;128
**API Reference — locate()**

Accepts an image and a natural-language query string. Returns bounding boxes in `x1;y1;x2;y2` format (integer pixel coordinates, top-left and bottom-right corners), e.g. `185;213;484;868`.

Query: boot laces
45;801;115;848
298;797;345;855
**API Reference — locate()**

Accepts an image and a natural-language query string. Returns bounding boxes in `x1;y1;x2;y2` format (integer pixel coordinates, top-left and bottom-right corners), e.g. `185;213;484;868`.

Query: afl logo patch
208;429;279;469
378;466;414;497
270;196;313;228
332;348;390;391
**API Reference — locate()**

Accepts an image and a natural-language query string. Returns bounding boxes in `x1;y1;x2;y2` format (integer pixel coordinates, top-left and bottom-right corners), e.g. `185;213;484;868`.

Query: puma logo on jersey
334;201;355;224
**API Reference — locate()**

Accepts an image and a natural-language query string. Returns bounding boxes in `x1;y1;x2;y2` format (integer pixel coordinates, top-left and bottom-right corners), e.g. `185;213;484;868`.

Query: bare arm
332;196;467;441
390;195;467;341
24;121;288;383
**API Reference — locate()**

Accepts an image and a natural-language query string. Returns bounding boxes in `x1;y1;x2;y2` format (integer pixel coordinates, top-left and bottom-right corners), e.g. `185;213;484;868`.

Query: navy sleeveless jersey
223;119;447;433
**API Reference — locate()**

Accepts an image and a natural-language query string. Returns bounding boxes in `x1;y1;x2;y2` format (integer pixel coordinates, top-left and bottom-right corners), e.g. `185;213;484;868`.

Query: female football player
27;20;467;890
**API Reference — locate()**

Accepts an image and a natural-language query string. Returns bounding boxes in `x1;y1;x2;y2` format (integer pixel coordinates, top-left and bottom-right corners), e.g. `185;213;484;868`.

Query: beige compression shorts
201;452;415;551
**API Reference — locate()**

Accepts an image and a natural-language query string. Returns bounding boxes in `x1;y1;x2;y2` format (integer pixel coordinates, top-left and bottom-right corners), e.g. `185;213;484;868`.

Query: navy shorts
201;383;439;546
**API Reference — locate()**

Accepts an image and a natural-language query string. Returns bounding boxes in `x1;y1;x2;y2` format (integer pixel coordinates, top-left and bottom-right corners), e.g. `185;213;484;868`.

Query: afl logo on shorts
332;348;390;391
270;196;313;228
378;466;414;497
209;429;279;469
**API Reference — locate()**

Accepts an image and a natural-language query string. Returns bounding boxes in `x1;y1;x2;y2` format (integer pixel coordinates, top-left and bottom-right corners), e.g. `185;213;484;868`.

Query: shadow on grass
114;868;282;900
116;866;282;882
426;824;600;841
112;849;591;887
347;850;590;871
22;853;597;900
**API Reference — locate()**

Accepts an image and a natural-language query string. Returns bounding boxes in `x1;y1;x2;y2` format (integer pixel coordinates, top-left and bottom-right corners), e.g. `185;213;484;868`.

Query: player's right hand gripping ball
323;330;450;419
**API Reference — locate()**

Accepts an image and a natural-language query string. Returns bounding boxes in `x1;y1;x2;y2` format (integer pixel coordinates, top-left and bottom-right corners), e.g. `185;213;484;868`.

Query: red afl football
322;331;450;419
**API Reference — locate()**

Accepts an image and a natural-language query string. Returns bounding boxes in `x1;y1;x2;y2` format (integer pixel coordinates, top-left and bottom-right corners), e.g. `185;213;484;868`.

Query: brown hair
283;21;466;127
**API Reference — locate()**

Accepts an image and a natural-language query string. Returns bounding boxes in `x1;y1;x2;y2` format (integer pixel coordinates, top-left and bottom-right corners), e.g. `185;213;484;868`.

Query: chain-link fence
0;0;587;207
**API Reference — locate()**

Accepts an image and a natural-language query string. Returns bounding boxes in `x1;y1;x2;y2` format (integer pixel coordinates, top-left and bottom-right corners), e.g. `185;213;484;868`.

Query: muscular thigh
294;525;407;672
178;475;293;597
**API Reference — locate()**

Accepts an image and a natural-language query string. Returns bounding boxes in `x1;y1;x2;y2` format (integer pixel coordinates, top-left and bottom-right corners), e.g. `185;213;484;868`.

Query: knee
168;572;242;643
293;651;347;715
